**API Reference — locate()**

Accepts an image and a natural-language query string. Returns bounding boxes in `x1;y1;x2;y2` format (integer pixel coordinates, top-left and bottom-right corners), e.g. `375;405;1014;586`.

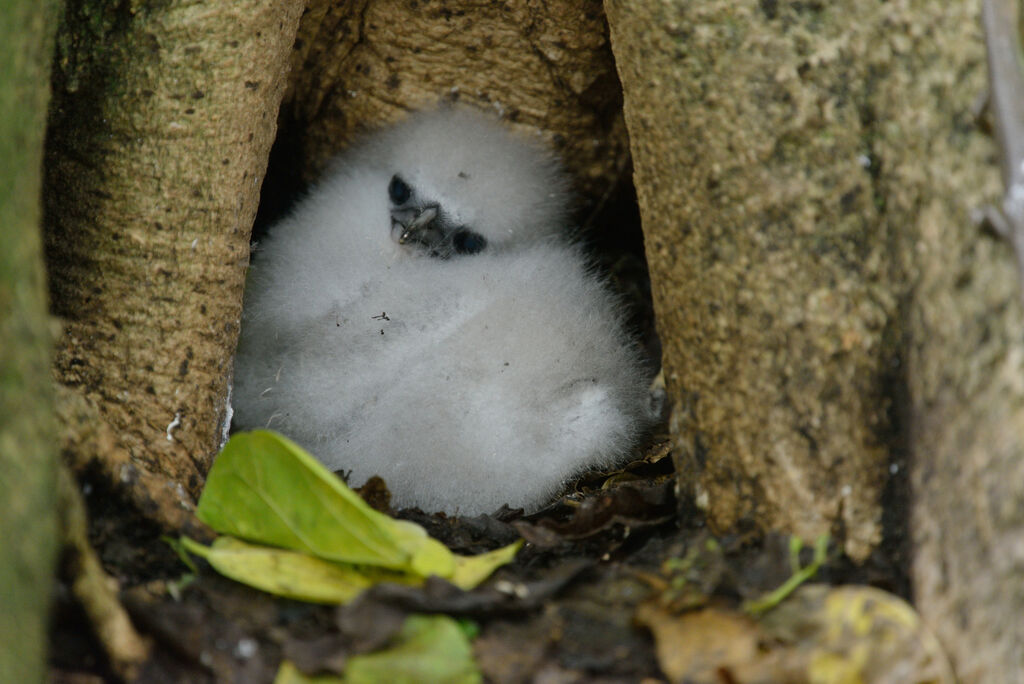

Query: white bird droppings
166;411;181;442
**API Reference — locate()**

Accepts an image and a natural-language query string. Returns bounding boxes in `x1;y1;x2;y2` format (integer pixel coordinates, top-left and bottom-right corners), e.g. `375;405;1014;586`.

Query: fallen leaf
637;584;956;684
761;584;956;684
636;603;768;684
276;615;481;684
197;430;454;577
343;614;481;684
179;537;411;605
275;660;342;683
335;560;591;620
185;431;520;605
450;542;522;590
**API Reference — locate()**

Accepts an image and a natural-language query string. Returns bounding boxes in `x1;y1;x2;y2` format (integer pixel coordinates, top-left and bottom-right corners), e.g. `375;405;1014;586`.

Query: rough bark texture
44;0;305;519
0;1;59;681
266;0;628;214
605;0;903;560
609;0;1018;675
894;5;1024;680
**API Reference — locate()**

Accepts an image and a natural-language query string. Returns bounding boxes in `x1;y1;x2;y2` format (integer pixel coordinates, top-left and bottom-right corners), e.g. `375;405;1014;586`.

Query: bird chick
354;108;571;256
232;108;653;515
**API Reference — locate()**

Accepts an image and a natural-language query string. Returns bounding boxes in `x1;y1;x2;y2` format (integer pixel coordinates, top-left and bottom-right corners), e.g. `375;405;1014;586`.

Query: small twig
59;464;151;679
981;0;1024;299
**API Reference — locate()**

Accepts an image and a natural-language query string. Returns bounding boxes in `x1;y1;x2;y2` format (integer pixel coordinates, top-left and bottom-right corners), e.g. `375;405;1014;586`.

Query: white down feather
232;108;653;514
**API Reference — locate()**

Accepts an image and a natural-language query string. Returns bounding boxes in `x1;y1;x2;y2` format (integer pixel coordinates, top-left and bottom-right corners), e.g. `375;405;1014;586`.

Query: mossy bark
0;1;60;681
44;0;305;524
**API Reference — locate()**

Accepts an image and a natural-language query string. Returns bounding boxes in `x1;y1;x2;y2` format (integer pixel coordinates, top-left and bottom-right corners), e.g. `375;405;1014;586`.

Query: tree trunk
0;0;60;681
605;0;907;560
899;2;1024;678
608;0;1021;676
266;0;629;216
44;0;305;526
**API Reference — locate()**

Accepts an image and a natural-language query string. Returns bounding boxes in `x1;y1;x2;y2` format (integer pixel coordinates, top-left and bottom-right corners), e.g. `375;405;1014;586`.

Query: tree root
58;464;150;681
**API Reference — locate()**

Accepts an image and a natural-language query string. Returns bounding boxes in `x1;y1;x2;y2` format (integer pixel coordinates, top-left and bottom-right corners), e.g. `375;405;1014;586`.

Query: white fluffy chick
232;108;652;515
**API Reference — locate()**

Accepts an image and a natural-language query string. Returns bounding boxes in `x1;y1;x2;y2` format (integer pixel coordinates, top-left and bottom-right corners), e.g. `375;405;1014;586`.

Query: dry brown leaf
760;585;955;684
637;584;956;684
636;604;772;684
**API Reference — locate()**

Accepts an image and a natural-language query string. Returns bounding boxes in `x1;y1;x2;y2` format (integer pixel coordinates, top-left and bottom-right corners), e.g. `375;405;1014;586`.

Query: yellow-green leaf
197;430;454;576
343;614;481;683
182;536;521;605
182;536;393;604
450;541;523;590
274;660;342;684
274;615;480;683
188;430;521;604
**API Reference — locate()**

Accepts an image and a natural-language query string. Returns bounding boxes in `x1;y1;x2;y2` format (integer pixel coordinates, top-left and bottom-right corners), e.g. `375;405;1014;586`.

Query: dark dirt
47;434;908;684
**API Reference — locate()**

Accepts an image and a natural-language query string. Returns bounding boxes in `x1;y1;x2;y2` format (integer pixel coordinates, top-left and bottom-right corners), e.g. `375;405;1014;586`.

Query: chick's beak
394;206;440;246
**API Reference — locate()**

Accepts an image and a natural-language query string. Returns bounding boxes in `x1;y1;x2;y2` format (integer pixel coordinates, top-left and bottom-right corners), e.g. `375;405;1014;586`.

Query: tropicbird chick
352;108;571;257
233;109;568;335
232;108;652;514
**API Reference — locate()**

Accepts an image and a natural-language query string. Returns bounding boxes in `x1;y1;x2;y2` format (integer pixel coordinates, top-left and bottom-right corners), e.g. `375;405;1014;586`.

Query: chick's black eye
451;228;487;255
388;175;411;204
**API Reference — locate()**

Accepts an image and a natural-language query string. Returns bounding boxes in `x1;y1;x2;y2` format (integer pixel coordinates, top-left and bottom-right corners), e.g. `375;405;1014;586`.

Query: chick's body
232;109;651;514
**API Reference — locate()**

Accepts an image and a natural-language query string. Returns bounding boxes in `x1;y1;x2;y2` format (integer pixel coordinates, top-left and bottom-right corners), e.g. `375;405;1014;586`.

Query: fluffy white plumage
232;108;652;515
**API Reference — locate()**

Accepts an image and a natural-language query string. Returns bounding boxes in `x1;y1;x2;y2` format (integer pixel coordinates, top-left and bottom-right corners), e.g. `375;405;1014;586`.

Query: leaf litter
54;429;949;683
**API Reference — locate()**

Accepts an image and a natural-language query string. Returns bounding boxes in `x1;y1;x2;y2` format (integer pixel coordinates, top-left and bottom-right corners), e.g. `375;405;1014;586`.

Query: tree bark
44;0;305;525
608;0;1021;675
605;0;906;560
900;2;1024;677
268;0;629;212
0;1;60;681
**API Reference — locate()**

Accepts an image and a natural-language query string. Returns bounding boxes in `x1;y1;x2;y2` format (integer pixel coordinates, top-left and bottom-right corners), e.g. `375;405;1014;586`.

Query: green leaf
189;430;521;605
274;660;342;684
180;536;418;605
197;430;454;576
346;614;481;684
274;615;481;684
450;541;523;590
182;535;521;605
